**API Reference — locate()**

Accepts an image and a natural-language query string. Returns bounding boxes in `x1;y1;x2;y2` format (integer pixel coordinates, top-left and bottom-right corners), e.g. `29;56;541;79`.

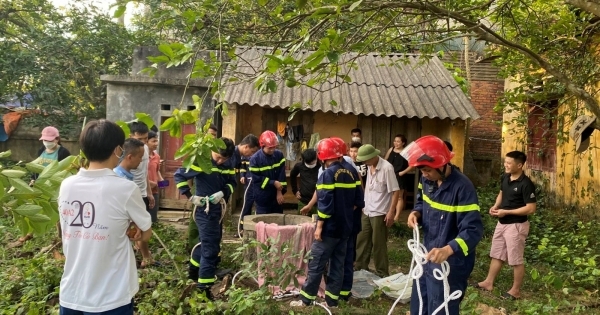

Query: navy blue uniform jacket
414;166;483;264
317;161;365;239
249;149;287;205
173;160;237;210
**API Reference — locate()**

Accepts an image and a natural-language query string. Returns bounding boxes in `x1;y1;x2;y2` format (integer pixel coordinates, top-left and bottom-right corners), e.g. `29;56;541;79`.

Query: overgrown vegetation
2;183;600;314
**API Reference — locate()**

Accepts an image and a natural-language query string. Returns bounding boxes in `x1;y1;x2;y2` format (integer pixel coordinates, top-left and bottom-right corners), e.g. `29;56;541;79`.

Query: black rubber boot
188;265;199;281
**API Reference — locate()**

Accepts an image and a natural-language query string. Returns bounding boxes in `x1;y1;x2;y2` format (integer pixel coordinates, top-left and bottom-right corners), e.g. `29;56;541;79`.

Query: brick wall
468;80;504;158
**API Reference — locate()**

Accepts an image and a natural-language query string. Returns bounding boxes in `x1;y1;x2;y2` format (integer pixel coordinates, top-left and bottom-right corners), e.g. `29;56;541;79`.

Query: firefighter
294;138;364;308
404;135;484;315
174;137;237;300
248;130;287;214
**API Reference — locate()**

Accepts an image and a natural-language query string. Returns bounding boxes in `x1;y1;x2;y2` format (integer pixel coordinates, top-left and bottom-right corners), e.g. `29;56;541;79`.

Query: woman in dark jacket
384;134;410;221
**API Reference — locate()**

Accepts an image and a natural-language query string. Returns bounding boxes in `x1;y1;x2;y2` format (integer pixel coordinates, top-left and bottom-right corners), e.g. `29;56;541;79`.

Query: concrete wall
0;124;80;162
103;46;218;128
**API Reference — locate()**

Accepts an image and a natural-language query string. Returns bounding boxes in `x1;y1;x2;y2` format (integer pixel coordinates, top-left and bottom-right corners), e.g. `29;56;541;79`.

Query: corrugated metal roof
218;46;480;120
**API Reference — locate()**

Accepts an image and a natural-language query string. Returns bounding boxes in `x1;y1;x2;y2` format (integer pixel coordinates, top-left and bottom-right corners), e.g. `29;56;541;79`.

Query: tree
0;0;155;136
117;0;600;167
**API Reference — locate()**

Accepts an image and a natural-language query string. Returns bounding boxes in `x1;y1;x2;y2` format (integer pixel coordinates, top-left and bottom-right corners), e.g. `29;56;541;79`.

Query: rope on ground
152;230;183;279
387;224;462;315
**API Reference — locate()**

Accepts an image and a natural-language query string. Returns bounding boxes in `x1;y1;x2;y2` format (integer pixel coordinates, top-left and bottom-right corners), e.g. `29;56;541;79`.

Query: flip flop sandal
501;292;518;300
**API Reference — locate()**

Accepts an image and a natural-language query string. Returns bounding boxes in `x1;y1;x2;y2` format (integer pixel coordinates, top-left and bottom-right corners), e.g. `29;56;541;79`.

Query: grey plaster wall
105;82;214;128
103;46;223;127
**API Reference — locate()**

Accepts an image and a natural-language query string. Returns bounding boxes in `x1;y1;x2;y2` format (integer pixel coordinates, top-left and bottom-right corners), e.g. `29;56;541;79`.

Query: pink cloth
254;221;325;296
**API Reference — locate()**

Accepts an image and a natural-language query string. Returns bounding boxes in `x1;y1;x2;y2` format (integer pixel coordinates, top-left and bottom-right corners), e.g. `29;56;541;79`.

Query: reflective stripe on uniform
300;290;316;300
261;177;269;189
249;158;286;172
190;258;200;267
316;183;359;190
325;291;339;300
455;237;469;256
317;210;331;219
188;165;235;175
227;184;234;194
422;194;480;212
177;182;189;188
340;290;350;296
198;277;216;284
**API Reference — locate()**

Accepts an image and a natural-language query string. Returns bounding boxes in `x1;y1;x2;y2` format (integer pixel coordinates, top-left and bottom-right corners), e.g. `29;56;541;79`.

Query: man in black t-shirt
475;151;536;300
349;142;367;187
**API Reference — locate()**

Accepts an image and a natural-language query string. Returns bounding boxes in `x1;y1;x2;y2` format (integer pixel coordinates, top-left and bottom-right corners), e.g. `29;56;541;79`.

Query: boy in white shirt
58;119;152;315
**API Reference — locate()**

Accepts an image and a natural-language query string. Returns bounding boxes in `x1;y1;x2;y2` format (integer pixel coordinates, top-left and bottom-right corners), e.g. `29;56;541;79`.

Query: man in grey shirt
129;122;157;268
355;144;399;277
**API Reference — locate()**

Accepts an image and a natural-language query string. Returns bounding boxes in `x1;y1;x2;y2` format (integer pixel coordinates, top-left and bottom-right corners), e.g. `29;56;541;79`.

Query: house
218;46;480;208
501;79;600;211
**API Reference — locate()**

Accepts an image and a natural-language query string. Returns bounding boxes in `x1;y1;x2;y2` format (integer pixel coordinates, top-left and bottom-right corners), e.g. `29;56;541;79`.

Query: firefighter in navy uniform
404;135;484;315
232;135;260;235
248;130;287;214
294;138;364;308
174;137;237;300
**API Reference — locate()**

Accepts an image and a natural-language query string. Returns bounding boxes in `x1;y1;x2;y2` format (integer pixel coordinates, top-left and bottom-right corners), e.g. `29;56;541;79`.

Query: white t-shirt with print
130;144;149;197
58;168;152;312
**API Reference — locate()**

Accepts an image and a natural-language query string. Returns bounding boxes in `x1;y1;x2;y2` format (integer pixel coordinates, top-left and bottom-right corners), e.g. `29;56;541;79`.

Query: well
242;214;313;261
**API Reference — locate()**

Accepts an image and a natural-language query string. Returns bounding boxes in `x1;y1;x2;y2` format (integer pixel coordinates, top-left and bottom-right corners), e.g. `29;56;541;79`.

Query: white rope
387;224;462;315
237;178;252;239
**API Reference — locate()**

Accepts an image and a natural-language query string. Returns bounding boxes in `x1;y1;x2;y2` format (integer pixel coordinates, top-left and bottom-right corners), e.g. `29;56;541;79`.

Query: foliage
0;0;155;135
0;151;81;236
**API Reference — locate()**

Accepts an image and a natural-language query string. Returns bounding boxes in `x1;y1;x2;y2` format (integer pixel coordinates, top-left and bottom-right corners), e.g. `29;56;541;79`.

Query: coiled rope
237;177;252;239
387;224;462;315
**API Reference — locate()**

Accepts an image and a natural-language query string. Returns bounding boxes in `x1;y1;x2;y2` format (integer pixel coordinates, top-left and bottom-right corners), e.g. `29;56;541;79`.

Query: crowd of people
51;119;538;314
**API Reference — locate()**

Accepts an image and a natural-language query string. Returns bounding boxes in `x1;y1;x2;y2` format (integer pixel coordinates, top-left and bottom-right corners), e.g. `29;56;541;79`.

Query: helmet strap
437;164;448;181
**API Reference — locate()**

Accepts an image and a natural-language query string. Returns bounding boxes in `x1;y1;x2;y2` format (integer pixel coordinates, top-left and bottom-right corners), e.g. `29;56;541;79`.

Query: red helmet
330;137;348;155
259;130;278;148
401;135;454;169
316;138;343;161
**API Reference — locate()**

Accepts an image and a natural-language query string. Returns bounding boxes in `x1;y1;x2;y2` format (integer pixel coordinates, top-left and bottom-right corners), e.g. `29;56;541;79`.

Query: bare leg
477;258;504;291
507;264;525;298
138;240;153;267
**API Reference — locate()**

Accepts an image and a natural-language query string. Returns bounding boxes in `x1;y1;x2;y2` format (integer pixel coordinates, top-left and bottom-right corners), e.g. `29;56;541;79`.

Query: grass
2;183;600;314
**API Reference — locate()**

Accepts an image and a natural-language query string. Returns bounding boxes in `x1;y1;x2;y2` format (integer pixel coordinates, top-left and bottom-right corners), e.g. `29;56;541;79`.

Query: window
526;101;557;172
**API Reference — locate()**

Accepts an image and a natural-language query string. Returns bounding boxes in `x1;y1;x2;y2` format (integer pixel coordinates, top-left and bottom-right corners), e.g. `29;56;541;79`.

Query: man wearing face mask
289;149;321;216
350;128;362;144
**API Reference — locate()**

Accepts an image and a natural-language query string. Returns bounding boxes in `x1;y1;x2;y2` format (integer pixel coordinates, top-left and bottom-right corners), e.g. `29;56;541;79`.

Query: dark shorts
60;301;133;315
142;197;156;223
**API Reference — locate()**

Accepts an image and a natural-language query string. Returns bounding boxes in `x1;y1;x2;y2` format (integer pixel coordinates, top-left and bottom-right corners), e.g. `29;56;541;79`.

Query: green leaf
26;213;51;222
135;113;155;128
266;80;277;93
0;150;11;158
57;156;78;172
160;117;176;131
348;0;363;12
296;0;308;9
221;104;229;116
113;5;126;18
12;204;42;216
258;0;268;6
116;121;131;137
214;138;226;149
326;52;339;63
25;162;45;174
9;178;34;193
158;44;174;59
38;160;59;181
1;170;27;178
329;99;338;106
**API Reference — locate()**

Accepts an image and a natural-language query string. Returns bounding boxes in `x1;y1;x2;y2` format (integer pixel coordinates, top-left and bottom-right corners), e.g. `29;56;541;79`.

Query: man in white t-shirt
58;119;152;314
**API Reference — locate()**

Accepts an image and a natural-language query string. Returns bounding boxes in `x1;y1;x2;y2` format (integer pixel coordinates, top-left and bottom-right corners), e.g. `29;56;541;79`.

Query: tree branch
565;0;600;17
